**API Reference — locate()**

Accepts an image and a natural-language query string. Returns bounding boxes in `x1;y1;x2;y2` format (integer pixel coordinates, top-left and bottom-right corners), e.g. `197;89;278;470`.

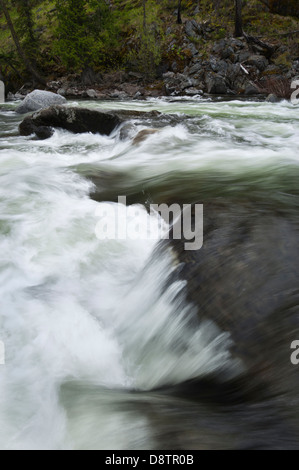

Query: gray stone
57;88;66;96
207;74;228;94
209;56;218;72
217;60;229;76
212;40;227;55
229;38;245;49
16;90;66;114
185;87;202;96
133;91;142;99
109;90;128;99
246;55;269;72
185;19;202;38
163;72;175;80
191;78;203;87
238;51;251;63
189;62;202;75
266;94;280;103
119;122;137;140
171;61;178;73
7;92;16;101
86;89;98;99
221;46;234;60
187;43;198;57
245;84;260;95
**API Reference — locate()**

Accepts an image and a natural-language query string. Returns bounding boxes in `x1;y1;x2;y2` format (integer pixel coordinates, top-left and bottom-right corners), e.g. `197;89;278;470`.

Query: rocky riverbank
7;28;299;102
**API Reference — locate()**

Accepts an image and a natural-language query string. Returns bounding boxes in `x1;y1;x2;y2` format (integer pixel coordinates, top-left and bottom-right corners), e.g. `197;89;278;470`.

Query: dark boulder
168;201;299;395
19;105;123;137
19;118;54;140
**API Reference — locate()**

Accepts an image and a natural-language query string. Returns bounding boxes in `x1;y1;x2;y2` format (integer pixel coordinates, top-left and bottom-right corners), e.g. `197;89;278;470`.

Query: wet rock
7;92;16;101
134;91;143;99
109;90;129;99
266;93;280;103
132;129;159;145
34;126;55;140
15;90;66;114
19;106;123;137
185;87;203;96
169;201;299;395
19;118;54;140
119;122;137;140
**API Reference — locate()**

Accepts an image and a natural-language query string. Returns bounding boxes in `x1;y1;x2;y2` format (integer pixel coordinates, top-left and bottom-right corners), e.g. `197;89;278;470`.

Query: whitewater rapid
0;97;298;449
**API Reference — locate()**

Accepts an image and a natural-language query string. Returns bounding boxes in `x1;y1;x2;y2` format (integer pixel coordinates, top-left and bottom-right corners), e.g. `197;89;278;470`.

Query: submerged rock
168;201;299;396
15;90;66;114
266;93;281;103
132;129;159;145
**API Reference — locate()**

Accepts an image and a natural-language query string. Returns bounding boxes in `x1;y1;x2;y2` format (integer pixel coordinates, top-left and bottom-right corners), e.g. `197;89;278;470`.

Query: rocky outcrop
19;105;123;138
162;35;298;98
16;90;66;114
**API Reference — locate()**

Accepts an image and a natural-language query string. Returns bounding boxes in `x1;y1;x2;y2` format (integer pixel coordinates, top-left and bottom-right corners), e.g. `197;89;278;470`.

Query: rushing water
0;97;299;450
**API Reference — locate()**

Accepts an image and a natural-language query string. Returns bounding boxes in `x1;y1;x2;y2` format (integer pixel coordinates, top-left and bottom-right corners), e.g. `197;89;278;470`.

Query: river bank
6;31;299;103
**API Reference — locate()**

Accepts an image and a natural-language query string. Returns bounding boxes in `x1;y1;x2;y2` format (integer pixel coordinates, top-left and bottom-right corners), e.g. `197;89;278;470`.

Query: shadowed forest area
0;0;298;97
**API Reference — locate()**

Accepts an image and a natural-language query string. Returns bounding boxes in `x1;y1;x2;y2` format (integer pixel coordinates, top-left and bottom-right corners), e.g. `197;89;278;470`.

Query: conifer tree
0;0;45;84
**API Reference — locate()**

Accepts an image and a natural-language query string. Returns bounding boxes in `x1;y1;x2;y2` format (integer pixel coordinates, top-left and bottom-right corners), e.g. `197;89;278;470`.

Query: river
0;97;298;450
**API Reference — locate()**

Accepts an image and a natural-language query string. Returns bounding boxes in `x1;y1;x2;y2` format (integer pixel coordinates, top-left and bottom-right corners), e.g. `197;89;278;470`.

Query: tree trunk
177;0;182;24
142;0;147;32
234;0;243;37
0;0;46;85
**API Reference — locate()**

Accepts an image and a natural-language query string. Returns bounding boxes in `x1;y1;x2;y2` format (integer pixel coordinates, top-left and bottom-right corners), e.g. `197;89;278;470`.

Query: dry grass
255;76;292;98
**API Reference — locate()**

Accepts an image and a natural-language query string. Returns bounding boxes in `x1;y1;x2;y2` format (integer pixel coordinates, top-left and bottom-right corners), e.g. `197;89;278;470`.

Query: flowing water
0;97;299;450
